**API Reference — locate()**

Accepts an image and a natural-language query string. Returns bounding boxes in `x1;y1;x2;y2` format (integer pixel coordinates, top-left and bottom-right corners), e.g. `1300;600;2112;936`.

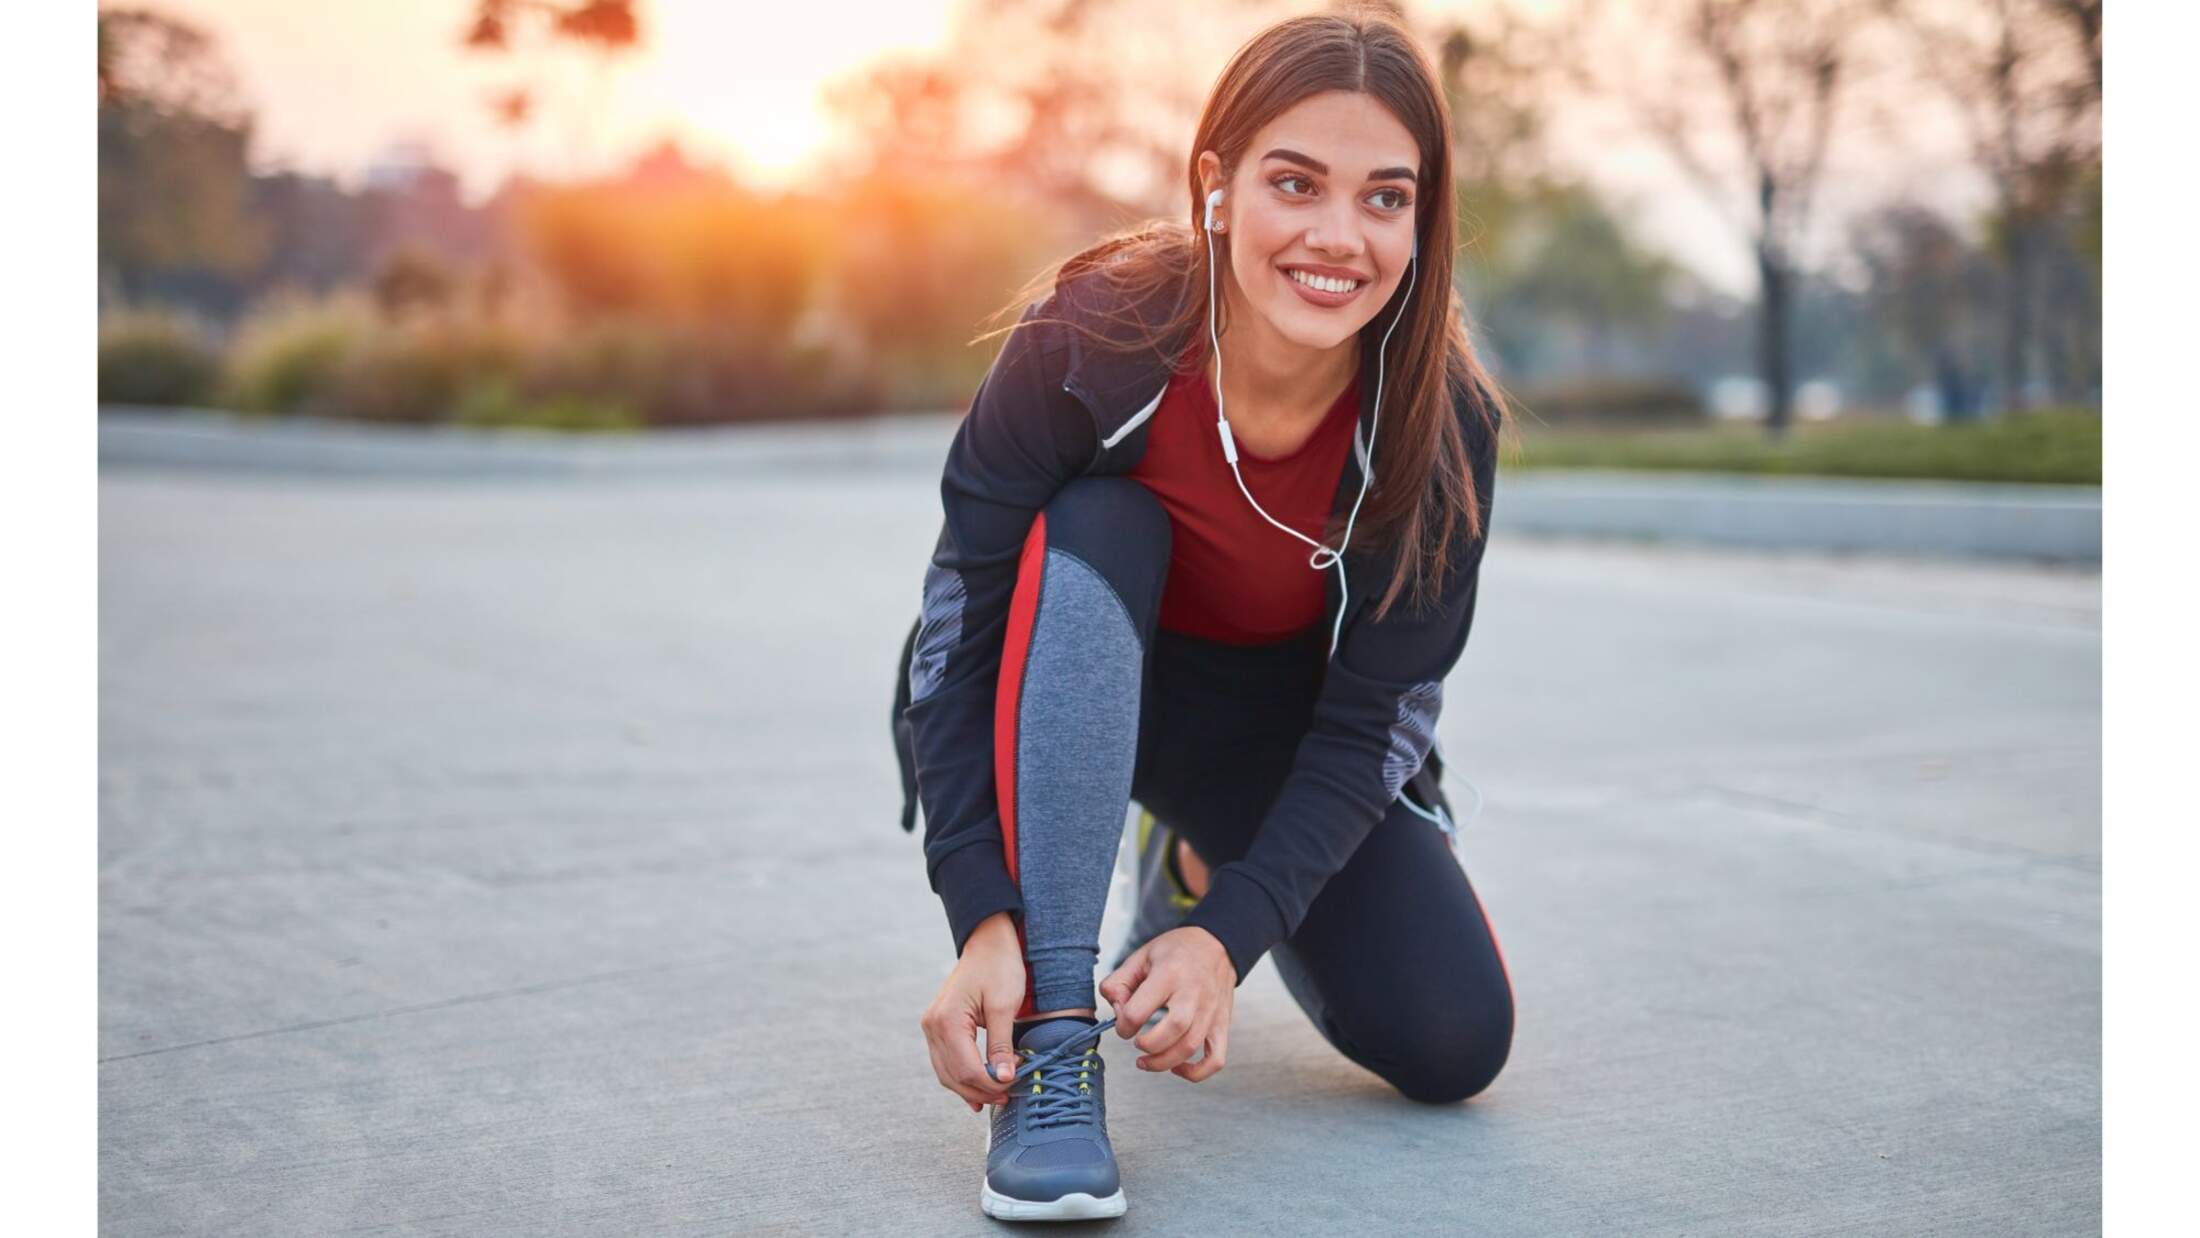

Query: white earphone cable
1203;192;1414;661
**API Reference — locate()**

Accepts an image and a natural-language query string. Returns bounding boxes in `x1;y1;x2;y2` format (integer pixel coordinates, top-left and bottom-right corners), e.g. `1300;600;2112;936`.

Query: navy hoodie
890;254;1499;985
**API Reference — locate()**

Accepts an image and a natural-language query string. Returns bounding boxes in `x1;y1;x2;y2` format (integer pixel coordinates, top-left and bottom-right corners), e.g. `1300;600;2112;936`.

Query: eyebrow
1261;147;1417;186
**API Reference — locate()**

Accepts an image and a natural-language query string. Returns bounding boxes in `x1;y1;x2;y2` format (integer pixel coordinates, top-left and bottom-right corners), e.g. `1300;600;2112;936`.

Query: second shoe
1108;809;1199;973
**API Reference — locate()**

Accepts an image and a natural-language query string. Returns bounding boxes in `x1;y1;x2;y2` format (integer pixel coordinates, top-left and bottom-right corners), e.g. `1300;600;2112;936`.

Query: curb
1492;470;2098;563
97;405;961;479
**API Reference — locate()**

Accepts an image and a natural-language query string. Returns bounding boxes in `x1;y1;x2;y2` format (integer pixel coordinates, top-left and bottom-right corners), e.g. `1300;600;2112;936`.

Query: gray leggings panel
1015;548;1145;1011
1006;477;1171;1013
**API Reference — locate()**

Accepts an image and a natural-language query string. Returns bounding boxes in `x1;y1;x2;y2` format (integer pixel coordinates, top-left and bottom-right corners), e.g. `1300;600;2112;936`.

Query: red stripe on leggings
1476;892;1513;997
994;512;1049;1021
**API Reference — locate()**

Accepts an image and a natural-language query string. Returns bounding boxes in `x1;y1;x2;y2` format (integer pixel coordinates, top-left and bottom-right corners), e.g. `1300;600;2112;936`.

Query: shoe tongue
1017;1015;1097;1054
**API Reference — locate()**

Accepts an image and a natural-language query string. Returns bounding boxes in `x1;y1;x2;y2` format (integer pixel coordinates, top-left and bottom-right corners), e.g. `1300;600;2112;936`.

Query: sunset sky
159;0;963;192
152;0;1989;298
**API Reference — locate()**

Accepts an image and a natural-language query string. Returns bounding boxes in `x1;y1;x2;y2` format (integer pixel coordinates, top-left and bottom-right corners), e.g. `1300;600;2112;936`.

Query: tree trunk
1756;242;1793;439
1999;209;2036;414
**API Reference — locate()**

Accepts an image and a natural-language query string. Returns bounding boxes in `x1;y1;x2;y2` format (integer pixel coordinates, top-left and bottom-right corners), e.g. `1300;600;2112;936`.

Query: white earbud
1202;190;1417;661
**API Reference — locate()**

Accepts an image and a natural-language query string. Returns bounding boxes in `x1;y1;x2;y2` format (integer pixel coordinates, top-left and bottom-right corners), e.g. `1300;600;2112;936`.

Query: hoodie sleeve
1178;396;1500;983
904;297;1098;956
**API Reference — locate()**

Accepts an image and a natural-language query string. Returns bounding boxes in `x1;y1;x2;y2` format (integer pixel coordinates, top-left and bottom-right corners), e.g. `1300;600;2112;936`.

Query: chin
1269;307;1364;352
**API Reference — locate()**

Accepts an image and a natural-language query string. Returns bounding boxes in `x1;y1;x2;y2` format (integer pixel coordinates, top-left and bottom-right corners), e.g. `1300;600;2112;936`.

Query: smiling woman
898;10;1514;1223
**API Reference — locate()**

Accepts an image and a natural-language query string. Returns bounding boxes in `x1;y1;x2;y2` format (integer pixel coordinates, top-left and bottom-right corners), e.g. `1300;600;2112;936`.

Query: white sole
980;1182;1127;1221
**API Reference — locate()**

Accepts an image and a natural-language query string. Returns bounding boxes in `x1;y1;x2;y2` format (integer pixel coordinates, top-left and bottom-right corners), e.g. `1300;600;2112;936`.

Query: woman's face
1201;90;1422;354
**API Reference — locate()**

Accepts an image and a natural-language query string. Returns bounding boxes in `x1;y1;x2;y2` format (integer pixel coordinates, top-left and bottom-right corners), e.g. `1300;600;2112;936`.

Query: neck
1209;270;1359;425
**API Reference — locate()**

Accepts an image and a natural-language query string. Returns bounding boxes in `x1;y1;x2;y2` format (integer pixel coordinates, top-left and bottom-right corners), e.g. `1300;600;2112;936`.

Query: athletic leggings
996;476;1514;1104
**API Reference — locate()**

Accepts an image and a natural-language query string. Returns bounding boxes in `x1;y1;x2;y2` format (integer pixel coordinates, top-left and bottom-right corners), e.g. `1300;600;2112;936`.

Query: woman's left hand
1098;926;1234;1082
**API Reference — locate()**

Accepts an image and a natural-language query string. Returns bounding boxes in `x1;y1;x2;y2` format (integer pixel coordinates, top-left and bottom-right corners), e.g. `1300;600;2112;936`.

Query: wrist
1179;866;1286;985
968;910;1018;950
1183;924;1228;962
1196;923;1232;971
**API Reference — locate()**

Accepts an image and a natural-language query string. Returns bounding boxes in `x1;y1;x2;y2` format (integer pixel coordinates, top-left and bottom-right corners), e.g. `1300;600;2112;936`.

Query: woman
891;11;1515;1222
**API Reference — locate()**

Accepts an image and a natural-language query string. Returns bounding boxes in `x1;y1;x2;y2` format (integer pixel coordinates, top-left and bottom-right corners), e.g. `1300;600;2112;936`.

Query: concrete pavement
99;458;2099;1234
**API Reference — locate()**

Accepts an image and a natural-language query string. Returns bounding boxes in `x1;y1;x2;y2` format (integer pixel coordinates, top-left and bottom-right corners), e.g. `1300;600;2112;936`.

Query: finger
945;1008;1010;1102
1133;994;1194;1054
1135;1001;1200;1066
1117;970;1171;1044
950;1067;1006;1108
920;1011;957;1091
984;1001;1019;1089
1098;943;1145;1005
924;1014;1001;1108
1100;949;1151;1034
1142;1010;1208;1073
1174;1024;1228;1082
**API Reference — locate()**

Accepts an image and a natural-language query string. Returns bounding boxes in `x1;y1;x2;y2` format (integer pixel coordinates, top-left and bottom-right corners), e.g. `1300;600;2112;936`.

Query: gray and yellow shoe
1108;810;1200;974
981;1016;1126;1221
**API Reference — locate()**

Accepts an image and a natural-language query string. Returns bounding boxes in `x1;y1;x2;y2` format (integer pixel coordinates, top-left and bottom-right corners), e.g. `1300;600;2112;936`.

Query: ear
1196;149;1224;200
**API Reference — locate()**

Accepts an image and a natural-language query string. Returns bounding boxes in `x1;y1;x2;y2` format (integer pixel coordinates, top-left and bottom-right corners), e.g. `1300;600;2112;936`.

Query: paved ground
99;460;2100;1234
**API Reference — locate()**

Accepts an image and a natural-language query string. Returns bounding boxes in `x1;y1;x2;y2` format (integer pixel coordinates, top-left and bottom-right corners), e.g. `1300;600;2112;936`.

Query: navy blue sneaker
981;1016;1126;1221
1107;810;1199;973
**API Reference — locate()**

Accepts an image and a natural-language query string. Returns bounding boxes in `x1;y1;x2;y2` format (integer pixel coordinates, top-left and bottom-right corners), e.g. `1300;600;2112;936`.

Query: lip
1279;264;1368;308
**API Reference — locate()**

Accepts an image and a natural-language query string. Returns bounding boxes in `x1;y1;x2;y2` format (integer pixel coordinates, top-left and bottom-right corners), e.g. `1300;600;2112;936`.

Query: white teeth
1288;268;1360;295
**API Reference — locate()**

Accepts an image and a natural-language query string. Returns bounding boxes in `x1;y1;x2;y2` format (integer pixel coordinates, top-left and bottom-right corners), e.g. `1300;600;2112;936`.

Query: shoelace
1007;1016;1115;1130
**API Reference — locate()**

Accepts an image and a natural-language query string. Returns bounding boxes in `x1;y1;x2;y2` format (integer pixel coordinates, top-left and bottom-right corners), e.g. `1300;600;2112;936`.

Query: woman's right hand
919;911;1029;1112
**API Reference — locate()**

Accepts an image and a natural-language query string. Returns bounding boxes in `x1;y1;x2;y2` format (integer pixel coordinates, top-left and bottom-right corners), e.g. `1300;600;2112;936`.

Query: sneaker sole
980;1182;1127;1221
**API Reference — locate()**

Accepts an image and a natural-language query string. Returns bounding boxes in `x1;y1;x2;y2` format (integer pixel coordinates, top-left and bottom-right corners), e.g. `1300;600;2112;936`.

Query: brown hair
973;10;1510;621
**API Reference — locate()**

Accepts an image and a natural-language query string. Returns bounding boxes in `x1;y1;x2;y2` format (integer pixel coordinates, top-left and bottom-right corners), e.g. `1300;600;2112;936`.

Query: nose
1302;199;1367;263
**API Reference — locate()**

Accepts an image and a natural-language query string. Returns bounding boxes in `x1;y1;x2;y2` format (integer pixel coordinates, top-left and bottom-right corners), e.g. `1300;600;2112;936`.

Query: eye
1275;174;1411;212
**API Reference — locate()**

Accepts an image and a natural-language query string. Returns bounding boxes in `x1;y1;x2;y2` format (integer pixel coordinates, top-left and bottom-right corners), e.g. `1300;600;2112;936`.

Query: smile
1280;266;1366;307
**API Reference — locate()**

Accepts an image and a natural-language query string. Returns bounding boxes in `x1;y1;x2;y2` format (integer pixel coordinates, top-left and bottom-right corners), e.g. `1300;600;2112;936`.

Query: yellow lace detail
1020;1045;1098;1096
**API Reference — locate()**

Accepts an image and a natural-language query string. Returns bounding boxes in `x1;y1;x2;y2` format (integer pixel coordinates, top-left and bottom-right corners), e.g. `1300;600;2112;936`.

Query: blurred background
98;0;2099;477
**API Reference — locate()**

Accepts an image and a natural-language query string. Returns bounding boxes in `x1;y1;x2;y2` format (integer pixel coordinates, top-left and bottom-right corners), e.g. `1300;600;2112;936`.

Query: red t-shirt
1129;341;1362;645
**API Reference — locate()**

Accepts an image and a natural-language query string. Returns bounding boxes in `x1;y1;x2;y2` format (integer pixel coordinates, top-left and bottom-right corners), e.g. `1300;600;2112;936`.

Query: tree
1877;0;2099;411
2052;0;2101;96
97;7;267;306
1427;4;1675;381
1563;0;1872;438
1846;202;2000;417
1433;3;1565;189
460;0;642;150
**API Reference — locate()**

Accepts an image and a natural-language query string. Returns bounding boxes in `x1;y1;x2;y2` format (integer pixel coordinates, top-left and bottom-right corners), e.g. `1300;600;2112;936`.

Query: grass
1503;408;2100;485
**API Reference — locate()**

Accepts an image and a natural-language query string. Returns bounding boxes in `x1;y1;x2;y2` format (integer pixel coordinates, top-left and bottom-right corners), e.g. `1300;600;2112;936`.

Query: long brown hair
974;10;1510;621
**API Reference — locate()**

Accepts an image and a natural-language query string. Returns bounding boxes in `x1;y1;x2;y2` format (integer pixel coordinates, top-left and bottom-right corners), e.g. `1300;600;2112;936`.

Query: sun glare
161;0;963;196
628;1;958;184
